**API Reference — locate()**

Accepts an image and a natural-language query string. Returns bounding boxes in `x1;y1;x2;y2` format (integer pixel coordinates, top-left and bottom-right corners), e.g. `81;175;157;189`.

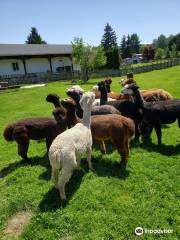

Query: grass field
0;66;179;240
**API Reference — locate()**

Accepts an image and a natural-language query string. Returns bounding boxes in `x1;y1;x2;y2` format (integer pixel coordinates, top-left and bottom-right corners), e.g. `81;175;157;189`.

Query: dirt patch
60;234;72;240
3;211;32;238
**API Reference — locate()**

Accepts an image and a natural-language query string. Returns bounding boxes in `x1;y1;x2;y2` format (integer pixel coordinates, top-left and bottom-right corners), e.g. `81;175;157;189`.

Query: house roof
0;44;72;57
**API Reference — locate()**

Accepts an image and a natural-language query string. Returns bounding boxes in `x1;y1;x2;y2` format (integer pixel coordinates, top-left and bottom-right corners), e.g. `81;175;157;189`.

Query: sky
0;0;179;46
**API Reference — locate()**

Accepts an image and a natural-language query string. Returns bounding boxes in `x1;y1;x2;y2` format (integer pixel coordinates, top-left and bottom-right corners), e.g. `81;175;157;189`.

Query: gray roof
0;44;72;57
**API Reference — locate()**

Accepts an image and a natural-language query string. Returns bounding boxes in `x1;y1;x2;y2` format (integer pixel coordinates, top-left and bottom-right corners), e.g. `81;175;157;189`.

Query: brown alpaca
120;78;173;101
3;115;67;161
55;100;135;168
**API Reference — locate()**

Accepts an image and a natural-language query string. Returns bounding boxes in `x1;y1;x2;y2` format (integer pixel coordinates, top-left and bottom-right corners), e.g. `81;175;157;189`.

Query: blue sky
0;0;179;45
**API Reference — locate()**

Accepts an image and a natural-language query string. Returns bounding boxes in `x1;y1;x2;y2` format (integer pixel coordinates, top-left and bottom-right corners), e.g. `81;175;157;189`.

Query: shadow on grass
38;154;130;211
140;141;180;156
92;155;130;179
38;168;85;212
0;154;49;179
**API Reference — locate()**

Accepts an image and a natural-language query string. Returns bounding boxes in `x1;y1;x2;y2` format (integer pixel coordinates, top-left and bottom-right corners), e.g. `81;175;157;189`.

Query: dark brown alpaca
3;107;67;161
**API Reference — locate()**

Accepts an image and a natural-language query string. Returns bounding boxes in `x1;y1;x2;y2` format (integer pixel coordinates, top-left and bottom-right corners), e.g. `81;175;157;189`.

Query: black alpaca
122;84;180;145
98;81;142;140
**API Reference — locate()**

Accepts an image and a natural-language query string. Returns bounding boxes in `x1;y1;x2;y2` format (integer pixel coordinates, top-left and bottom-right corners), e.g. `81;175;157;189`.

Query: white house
0;44;80;77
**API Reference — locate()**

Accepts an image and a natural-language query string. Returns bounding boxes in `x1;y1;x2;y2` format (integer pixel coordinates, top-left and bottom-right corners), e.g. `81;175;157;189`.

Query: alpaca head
92;85;99;93
104;78;112;92
66;90;82;103
52;107;67;123
120;78;137;87
46;93;61;107
80;92;95;111
66;85;84;104
122;84;139;96
61;99;77;112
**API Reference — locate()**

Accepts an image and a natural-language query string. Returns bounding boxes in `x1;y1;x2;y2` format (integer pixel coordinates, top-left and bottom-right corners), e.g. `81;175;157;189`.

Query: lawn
0;66;179;240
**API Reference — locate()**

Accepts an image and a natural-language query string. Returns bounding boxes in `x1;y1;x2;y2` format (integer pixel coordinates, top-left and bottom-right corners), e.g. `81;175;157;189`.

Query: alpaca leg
100;141;106;154
154;122;162;145
178;117;180;127
57;168;74;200
86;148;93;170
51;166;59;189
17;142;29;161
13;127;29;161
113;139;129;169
134;123;140;140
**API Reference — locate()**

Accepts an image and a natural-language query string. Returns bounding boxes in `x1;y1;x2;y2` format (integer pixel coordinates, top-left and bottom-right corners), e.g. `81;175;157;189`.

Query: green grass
0;66;180;240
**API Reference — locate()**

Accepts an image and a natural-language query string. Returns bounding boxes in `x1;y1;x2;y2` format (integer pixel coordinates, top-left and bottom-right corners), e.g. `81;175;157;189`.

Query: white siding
0;59;25;75
0;56;80;76
26;58;50;73
73;64;81;71
51;56;72;72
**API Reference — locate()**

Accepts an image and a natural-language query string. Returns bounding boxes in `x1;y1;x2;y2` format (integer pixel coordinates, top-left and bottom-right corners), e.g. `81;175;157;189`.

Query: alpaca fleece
48;92;95;200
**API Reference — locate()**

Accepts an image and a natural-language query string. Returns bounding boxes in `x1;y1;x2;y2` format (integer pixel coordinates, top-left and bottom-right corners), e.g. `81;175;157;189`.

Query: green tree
26;27;46;44
153;34;168;49
120;35;127;59
101;23;117;50
72;37;106;81
170;43;177;58
165;47;171;59
155;48;164;60
92;45;107;69
130;33;140;54
101;23;119;68
120;35;132;59
168;33;180;51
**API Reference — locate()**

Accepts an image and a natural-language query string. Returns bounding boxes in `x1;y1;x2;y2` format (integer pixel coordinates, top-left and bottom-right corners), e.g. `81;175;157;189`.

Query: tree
153;34;168;49
26;27;46;44
155;48;164;60
168;33;180;52
72;37;106;81
101;23;117;51
170;43;177;58
120;35;127;59
130;33;140;54
101;23;120;68
143;46;155;60
165;47;171;59
120;35;132;59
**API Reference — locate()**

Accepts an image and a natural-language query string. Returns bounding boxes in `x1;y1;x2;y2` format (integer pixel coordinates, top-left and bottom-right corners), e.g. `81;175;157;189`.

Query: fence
89;58;180;79
0;58;180;86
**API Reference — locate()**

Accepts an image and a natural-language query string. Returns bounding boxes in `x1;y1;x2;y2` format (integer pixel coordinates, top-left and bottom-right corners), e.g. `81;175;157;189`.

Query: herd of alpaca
3;74;179;200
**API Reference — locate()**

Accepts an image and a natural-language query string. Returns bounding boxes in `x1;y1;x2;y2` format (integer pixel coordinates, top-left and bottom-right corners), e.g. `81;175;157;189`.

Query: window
12;62;19;71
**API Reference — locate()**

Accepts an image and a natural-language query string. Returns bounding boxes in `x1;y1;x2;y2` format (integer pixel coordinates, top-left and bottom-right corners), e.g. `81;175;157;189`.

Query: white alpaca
48;92;95;200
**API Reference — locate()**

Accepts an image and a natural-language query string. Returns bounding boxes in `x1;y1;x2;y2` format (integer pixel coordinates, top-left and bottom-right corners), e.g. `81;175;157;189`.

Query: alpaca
66;90;120;118
98;81;142;140
120;79;173;102
122;84;180;145
3;114;67;161
48;92;95;200
53;98;135;168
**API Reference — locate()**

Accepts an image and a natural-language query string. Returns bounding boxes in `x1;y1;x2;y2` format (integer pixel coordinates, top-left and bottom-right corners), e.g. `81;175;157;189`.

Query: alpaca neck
81;108;91;128
100;89;108;105
132;89;145;108
67;111;80;126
